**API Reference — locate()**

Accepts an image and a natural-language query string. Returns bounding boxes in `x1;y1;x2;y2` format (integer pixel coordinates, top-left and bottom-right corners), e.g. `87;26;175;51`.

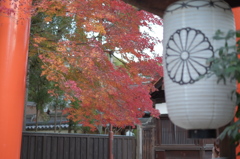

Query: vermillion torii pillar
0;0;31;158
233;7;240;159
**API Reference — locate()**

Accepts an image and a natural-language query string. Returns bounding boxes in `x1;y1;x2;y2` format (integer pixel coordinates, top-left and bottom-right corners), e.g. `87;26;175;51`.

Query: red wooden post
0;0;31;158
233;7;240;159
109;124;114;159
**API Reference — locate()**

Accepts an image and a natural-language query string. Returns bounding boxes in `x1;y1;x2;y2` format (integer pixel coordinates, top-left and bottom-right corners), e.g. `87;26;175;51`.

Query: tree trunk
35;108;38;132
97;125;103;134
74;123;77;133
68;120;73;133
58;109;63;133
108;124;114;159
54;106;57;133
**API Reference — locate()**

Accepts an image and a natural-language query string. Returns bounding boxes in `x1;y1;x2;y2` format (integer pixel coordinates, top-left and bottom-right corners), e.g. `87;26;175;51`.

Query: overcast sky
140;22;163;57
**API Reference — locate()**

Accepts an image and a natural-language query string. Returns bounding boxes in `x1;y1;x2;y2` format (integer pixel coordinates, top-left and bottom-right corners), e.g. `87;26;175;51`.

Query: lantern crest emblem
165;27;214;85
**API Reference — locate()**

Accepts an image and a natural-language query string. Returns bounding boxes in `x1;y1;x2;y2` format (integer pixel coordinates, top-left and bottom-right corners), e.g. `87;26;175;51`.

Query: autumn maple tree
28;0;163;130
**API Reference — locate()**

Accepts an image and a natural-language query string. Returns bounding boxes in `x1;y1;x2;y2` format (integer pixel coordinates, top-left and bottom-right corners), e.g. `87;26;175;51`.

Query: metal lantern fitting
163;0;236;129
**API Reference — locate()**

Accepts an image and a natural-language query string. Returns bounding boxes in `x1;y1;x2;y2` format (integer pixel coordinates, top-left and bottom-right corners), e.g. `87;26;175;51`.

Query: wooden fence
21;132;136;159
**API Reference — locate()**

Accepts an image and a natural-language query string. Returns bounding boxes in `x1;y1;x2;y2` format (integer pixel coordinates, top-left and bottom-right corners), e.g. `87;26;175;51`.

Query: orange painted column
0;0;31;158
233;7;240;159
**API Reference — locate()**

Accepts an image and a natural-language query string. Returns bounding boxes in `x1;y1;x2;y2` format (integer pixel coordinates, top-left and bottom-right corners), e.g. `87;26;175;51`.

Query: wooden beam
122;0;240;17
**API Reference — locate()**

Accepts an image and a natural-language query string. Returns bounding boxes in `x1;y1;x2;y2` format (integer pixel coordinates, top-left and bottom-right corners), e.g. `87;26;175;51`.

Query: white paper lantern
163;0;236;129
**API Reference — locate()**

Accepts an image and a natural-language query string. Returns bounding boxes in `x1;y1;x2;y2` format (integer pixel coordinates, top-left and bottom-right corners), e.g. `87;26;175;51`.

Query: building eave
123;0;240;17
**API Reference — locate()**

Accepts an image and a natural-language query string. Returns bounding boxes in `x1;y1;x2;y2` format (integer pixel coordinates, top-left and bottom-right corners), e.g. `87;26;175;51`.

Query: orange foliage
31;0;163;129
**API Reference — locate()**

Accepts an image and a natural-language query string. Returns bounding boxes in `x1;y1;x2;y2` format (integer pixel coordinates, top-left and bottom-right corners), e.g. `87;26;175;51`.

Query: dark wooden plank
75;137;81;158
28;136;36;159
42;135;47;159
57;137;64;159
128;139;132;159
165;150;200;159
155;151;166;159
45;136;52;159
88;138;94;159
155;119;161;146
117;138;122;159
121;138;124;159
63;137;70;159
36;136;43;159
156;145;202;151
69;137;76;159
81;137;87;159
143;129;149;159
51;137;58;159
113;138;117;159
21;136;29;159
93;138;99;159
98;138;104;159
103;138;108;159
132;138;136;159
123;139;128;159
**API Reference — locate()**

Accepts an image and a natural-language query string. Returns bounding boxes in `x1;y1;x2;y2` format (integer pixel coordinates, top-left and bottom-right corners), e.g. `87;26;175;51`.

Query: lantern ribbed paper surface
163;0;236;129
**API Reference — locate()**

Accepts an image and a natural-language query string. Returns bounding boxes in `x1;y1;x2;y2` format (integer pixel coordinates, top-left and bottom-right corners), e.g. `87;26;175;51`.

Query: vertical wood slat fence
21;132;136;159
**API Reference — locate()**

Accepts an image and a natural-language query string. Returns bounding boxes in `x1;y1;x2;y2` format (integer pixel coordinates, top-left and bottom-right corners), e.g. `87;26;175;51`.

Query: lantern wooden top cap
122;0;240;17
